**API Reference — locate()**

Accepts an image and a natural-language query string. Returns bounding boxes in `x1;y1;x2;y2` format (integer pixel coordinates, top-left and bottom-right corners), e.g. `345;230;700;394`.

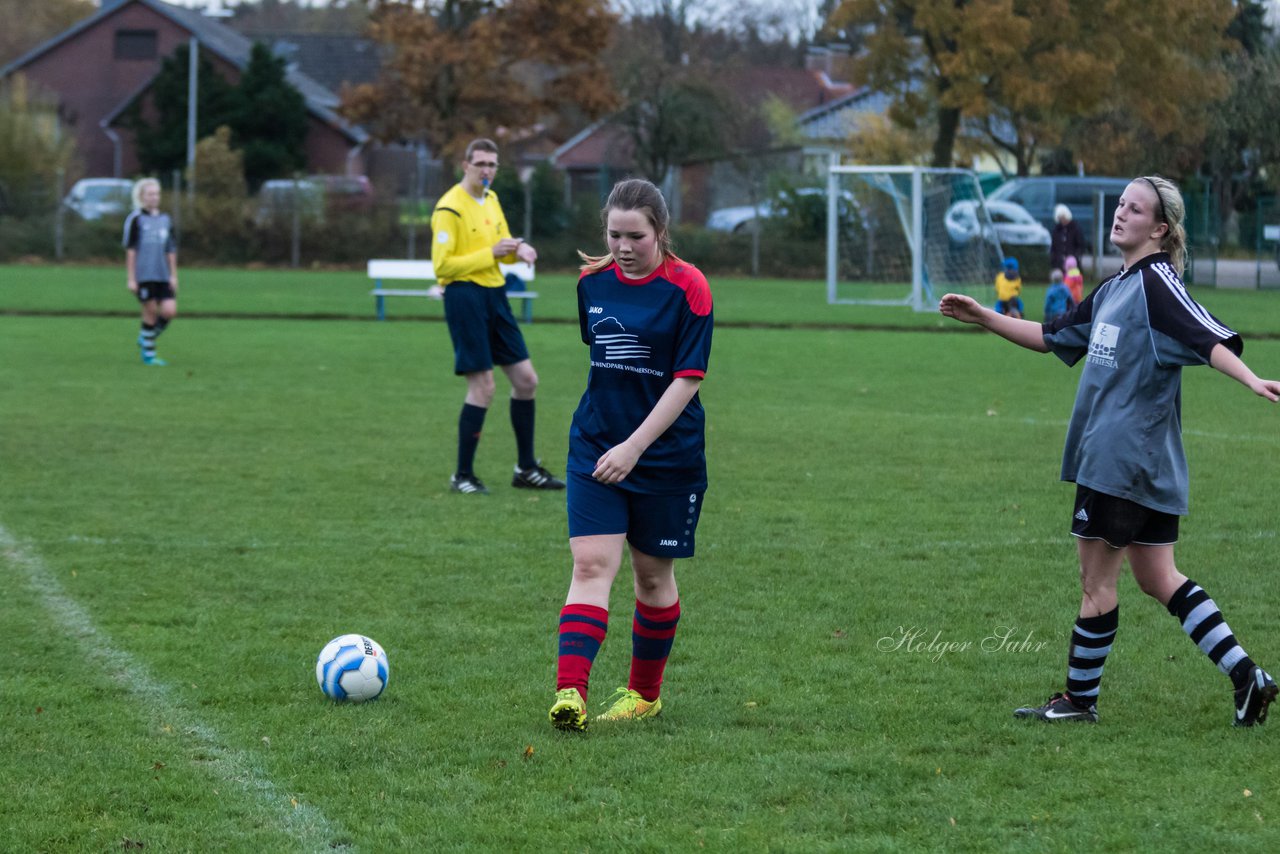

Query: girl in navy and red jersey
548;178;713;732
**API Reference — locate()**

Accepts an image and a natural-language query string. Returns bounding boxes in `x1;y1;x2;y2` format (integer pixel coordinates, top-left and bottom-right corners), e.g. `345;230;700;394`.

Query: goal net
826;165;1002;311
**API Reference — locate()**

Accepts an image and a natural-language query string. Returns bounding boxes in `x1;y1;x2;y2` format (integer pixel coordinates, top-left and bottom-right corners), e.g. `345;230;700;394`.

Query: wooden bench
367;259;538;322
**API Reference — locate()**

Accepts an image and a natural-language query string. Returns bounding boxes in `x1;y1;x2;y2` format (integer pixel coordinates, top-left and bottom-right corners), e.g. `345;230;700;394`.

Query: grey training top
1041;252;1242;515
122;209;176;283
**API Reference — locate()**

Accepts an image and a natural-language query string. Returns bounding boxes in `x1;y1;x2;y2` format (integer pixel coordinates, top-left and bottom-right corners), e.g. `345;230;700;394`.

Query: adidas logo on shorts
1074;508;1089;522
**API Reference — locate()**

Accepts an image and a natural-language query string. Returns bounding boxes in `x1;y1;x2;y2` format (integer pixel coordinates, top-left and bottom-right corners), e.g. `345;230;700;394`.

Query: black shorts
442;281;529;375
1070;484;1179;548
566;471;705;559
136;281;174;303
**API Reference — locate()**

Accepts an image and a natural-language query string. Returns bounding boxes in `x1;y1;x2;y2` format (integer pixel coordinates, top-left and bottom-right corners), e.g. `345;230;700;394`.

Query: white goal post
826;164;1003;312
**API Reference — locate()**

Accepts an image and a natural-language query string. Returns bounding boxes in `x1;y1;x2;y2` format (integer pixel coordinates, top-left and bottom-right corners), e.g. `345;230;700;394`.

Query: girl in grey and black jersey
122;178;178;366
940;176;1280;728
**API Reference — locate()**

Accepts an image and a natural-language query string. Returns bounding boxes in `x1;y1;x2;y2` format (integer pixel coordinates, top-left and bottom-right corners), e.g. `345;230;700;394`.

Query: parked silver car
63;178;134;220
706;187;861;234
945;199;1051;248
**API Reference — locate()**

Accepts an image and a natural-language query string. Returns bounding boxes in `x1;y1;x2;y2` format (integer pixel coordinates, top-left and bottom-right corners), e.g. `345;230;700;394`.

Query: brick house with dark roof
0;0;367;179
257;33;382;95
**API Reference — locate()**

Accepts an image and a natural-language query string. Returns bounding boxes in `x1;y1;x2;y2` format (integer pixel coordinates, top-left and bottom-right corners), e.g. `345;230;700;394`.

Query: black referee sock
1065;607;1118;709
456;403;487;477
1166;579;1255;689
510;398;537;471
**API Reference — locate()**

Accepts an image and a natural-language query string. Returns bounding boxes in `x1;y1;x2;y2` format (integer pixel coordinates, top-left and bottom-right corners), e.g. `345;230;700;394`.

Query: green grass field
2;263;1280;851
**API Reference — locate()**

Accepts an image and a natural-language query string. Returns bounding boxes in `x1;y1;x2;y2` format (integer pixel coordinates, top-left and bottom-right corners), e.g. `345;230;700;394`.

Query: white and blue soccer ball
315;634;389;702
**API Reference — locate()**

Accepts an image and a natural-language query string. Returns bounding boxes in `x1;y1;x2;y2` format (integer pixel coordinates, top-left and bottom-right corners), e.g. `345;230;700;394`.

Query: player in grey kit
940;175;1280;727
122;178;178;366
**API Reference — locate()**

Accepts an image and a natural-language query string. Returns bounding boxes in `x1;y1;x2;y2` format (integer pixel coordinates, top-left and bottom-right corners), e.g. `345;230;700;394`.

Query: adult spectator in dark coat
1050;204;1087;272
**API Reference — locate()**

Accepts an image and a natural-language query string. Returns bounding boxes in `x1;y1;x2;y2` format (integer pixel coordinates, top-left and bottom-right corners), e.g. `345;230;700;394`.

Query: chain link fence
1184;189;1280;290
4;172;1279;285
0;170;432;268
0;163;614;272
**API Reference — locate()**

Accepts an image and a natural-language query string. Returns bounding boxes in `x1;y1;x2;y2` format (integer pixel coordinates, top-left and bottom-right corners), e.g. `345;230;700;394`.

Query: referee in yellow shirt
431;138;565;495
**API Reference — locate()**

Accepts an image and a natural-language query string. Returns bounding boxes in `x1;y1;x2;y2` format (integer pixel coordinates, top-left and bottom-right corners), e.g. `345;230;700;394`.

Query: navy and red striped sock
629;599;681;702
557;603;608;703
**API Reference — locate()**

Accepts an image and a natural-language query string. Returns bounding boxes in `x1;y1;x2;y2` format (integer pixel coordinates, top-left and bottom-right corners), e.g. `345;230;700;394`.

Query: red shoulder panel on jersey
665;257;712;316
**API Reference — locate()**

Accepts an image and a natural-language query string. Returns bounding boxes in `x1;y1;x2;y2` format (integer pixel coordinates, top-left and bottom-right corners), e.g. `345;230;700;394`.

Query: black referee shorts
442;281;529;375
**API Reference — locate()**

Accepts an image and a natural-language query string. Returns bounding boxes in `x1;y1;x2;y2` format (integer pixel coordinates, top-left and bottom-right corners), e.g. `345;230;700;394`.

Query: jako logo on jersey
590;316;651;360
659;539;678;547
588;306;603;314
1087;322;1120;369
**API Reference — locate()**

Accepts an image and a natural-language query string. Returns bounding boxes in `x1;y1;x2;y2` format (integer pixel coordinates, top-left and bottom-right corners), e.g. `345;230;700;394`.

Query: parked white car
63;178;134;221
945;199;1052;248
707;199;774;233
706;187;862;234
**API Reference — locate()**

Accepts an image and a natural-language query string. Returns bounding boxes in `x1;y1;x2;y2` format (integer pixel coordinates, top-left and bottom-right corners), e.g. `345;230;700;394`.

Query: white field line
0;523;348;852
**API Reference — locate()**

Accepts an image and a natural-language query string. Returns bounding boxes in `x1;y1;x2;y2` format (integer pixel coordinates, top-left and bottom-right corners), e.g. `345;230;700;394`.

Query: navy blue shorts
566;470;705;559
443;281;529;375
136;281;174;303
1071;484;1179;548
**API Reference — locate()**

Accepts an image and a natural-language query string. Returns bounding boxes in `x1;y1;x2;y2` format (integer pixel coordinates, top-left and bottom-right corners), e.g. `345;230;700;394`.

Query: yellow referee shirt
430;183;519;288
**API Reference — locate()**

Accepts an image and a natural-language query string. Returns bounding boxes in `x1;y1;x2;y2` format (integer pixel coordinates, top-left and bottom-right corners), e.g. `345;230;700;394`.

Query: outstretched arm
1209;343;1280;401
939;293;1050;353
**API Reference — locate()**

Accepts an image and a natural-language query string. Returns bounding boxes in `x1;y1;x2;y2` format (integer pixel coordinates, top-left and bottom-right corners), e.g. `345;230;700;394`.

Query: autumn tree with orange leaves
830;0;1236;176
340;0;620;159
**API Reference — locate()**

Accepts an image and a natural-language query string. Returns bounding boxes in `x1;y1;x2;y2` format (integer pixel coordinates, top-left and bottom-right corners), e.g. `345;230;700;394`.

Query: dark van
987;176;1131;250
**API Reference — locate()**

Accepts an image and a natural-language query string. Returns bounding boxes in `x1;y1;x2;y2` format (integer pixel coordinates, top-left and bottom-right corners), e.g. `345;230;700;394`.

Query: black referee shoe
512;463;566;490
1013;692;1098;723
1234;666;1278;727
450;473;490;495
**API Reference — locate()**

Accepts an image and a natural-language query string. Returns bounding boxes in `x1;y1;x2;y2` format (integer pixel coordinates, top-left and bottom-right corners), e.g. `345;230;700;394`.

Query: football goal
826;165;1002;312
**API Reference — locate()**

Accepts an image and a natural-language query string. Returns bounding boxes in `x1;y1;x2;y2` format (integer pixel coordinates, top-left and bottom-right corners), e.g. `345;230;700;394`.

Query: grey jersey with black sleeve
1041;252;1242;515
122;209;176;283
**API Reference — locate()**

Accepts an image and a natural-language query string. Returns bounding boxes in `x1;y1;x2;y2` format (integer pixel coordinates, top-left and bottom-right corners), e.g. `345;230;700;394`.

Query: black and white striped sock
1065;607;1118;709
1166;579;1254;689
139;323;158;358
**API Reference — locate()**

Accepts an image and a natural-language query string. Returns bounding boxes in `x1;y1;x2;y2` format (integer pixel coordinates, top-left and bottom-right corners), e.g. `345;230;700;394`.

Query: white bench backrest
368;259;433;279
367;259;534;282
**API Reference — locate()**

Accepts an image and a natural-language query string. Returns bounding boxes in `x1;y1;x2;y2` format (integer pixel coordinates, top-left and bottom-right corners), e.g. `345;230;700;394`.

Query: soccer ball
315;634;389;702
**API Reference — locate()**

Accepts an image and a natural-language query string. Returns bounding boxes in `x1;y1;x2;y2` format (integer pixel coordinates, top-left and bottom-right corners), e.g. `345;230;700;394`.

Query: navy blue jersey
568;257;713;494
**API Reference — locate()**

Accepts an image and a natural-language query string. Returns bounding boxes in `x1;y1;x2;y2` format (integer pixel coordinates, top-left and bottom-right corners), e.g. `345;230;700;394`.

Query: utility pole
186;36;198;209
